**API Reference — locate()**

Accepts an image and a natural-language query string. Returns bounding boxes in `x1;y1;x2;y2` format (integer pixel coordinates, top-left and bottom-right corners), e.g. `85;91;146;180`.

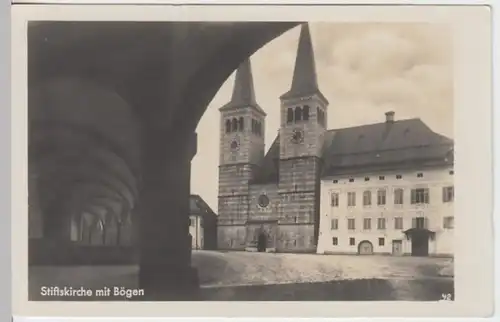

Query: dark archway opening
257;232;267;252
357;240;374;255
404;228;435;257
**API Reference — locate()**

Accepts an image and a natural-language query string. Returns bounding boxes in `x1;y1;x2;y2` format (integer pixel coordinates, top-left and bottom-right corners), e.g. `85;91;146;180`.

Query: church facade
216;23;454;254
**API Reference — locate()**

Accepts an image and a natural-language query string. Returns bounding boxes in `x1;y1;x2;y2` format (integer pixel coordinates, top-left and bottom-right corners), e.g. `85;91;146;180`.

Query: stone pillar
136;128;199;300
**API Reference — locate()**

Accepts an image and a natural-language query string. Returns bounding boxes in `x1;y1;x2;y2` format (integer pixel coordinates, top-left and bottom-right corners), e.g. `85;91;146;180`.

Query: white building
189;194;218;250
317;113;454;257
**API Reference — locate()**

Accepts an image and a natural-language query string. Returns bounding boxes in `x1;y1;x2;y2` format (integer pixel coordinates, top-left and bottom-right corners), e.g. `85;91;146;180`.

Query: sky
191;22;454;212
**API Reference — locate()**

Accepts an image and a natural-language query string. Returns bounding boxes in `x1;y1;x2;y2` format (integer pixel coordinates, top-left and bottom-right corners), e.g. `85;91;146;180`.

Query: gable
189;194;217;218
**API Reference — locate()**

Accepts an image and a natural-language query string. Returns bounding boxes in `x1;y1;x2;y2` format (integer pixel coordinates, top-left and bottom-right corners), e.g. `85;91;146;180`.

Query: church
216;23;454;254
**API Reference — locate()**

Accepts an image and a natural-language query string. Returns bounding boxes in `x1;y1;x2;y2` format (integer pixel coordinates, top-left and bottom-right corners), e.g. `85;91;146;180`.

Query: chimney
385;111;395;123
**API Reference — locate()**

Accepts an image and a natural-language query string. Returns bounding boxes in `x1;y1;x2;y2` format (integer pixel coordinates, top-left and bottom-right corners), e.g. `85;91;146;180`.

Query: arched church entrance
358;240;374;255
257;232;267;252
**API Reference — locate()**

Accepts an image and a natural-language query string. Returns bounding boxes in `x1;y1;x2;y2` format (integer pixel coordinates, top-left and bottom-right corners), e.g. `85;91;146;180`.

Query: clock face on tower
290;129;304;144
230;138;240;151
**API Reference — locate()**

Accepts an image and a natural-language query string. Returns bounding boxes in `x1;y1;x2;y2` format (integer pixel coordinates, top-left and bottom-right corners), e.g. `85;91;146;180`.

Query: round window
257;194;270;208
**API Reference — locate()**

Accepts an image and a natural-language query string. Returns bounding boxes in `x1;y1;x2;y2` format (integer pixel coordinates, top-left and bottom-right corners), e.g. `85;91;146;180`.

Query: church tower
217;58;266;250
278;23;328;252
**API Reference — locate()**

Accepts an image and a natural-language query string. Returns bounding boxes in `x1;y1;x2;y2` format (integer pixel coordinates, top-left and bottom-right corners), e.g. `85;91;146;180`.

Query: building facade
317;165;454;257
189;194;218;250
216;23;454;255
217;24;325;253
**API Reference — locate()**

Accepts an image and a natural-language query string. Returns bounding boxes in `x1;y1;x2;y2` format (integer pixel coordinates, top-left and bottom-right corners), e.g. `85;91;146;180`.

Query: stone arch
358;240;374;255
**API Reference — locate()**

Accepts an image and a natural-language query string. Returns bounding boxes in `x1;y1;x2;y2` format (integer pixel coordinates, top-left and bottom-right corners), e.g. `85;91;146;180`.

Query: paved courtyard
192;251;453;287
29;250;454;301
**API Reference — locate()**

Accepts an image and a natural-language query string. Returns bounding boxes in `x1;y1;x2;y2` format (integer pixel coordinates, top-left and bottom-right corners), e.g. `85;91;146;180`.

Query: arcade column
136;127;199;300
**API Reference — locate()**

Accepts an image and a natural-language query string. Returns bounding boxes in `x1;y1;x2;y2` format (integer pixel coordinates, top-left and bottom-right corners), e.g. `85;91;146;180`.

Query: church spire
231;59;256;106
280;23;326;103
220;59;266;115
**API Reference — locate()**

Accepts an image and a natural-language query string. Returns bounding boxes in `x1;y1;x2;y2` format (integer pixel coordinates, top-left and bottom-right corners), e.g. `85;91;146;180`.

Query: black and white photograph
11;3;493;318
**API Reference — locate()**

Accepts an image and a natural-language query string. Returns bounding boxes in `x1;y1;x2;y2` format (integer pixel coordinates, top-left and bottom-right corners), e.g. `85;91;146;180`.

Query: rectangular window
330;192;339;207
377;218;386;230
332;237;338;245
330;218;338;230
189;218;194;227
443;216;454;229
347;218;355;230
411;188;430;204
347;192;356;207
394;188;404;205
442;186;454;203
394;217;403;230
377;189;387;205
349;237;355;246
379;176;385;180
363;191;372;206
363;218;371;230
412;217;428;229
378;238;385;246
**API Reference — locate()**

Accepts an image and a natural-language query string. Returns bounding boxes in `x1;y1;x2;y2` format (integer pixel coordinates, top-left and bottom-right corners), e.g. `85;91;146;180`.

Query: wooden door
392;240;403;255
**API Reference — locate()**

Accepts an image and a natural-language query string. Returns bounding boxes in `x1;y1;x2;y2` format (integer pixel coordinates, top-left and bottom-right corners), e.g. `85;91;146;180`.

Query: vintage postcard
11;3;494;318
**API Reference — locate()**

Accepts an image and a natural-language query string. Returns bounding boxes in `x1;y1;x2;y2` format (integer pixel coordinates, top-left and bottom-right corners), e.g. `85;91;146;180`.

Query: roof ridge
326;118;421;132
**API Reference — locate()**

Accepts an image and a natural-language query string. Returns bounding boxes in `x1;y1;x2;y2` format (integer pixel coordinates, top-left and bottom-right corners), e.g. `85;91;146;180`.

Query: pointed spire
220;59;266;115
231;59;257;106
281;23;326;103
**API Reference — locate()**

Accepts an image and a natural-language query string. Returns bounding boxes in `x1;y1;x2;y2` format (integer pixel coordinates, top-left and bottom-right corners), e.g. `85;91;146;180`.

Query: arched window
104;213;119;246
238;117;244;131
80;213;93;244
287;108;294;123
225;119;231;133
231;118;238;132
303;105;310;121
70;214;80;242
89;218;105;246
294;106;302;122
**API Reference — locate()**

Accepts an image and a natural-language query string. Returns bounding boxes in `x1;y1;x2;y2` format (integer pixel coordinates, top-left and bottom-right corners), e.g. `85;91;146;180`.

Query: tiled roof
250;118;453;184
189;194;217;217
